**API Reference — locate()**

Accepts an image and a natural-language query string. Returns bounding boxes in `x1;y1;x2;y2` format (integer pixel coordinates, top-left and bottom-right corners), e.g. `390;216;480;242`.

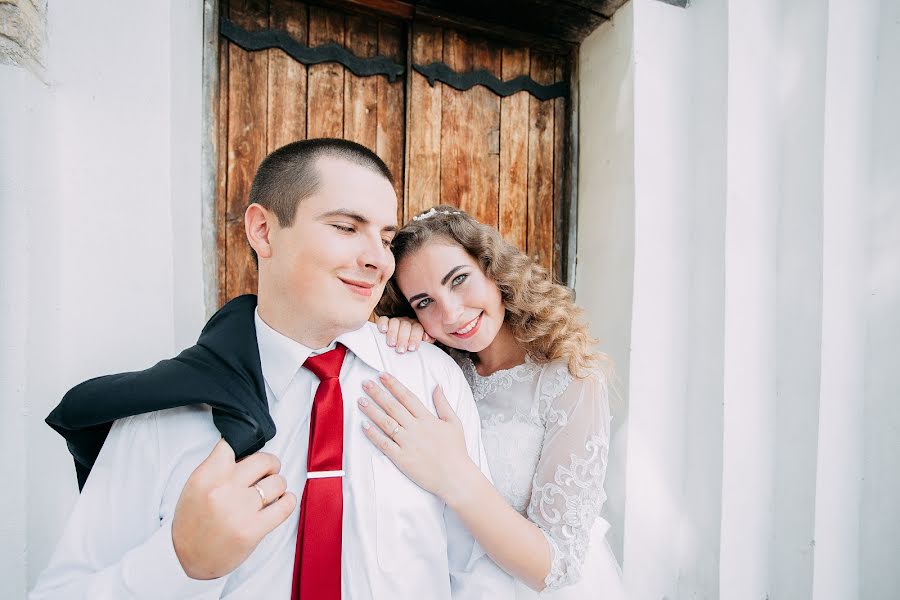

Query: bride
357;206;626;598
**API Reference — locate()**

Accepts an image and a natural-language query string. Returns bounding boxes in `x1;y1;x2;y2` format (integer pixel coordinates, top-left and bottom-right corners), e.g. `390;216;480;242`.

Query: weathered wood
526;51;555;272
498;46;529;252
318;0;415;20
307;5;345;138
216;8;230;308
438;29;471;212
552;54;566;282
267;0;308;152
412;6;575;55
416;0;605;46
225;0;267;300
465;36;501;228
376;20;406;221
344;14;379;150
406;23;442;218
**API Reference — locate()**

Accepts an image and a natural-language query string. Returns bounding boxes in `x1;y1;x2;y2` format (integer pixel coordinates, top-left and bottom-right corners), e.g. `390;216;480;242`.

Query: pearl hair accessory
412;207;462;221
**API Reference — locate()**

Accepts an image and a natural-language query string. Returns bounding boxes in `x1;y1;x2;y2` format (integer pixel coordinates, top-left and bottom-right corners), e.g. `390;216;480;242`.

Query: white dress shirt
29;312;514;599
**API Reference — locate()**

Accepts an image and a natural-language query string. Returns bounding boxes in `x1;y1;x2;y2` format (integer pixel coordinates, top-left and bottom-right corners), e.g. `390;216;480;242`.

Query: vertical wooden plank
439;29;472;212
406;23;442;218
527;51;555;272
344;15;378;151
267;0;308;152
499;46;530;252
377;20;406;222
216;3;230;308
467;37;501;228
307;6;344;138
225;0;268;300
552;54;567;282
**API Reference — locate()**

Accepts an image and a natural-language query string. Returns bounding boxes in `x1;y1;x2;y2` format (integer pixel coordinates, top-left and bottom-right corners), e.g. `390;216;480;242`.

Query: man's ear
245;203;274;260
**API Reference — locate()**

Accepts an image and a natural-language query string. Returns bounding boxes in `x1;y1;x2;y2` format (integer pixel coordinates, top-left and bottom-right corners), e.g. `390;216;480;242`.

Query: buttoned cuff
120;519;227;599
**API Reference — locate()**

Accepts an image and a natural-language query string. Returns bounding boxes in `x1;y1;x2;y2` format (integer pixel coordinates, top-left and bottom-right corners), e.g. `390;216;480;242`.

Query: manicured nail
397;345;406;353
358;397;369;407
379;323;387;333
379;372;390;381
363;421;371;430
409;344;417;351
362;380;373;389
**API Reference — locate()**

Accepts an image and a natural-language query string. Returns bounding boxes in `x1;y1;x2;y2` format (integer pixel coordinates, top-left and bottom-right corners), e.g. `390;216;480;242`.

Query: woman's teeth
456;316;479;334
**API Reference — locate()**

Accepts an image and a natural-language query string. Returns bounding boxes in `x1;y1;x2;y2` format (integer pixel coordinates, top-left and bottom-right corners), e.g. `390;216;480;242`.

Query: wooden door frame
199;0;581;317
201;0;222;318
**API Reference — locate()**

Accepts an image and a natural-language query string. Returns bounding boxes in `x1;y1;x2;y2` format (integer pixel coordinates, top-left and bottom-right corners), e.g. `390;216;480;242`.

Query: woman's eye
382;238;393;249
451;273;468;286
415;298;433;310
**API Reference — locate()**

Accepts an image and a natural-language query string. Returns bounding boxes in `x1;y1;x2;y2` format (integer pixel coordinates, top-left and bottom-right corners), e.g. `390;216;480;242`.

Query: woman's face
395;240;505;353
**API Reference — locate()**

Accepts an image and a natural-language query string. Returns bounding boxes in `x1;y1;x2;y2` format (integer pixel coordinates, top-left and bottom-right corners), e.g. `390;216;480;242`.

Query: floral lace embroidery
536;365;572;428
528;433;609;590
462;356;541;403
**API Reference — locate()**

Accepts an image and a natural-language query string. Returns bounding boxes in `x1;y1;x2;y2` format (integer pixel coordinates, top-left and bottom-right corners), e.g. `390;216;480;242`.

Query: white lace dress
460;355;626;599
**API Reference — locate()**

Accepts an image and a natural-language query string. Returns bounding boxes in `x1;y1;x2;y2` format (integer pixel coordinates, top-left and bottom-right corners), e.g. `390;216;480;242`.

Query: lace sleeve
526;365;611;590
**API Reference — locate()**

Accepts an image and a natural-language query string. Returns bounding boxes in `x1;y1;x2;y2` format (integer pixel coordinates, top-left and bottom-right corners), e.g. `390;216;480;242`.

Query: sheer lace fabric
460;356;612;591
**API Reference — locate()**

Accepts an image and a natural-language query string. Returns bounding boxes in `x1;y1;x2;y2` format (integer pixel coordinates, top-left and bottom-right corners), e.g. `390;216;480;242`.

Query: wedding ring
253;483;267;507
389;424;401;439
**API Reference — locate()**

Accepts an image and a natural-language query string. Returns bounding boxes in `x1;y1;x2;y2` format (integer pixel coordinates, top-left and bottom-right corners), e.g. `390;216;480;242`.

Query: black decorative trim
412;62;567;101
219;17;405;82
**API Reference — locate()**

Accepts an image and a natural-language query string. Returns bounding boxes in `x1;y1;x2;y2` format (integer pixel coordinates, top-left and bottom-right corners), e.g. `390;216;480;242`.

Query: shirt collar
255;310;386;401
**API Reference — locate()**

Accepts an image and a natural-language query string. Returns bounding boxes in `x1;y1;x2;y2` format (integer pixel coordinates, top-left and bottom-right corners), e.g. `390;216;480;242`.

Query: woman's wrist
440;459;486;510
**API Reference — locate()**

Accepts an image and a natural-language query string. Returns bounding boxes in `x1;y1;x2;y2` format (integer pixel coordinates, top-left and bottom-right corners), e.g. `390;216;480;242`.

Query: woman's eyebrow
407;265;468;303
440;265;467;285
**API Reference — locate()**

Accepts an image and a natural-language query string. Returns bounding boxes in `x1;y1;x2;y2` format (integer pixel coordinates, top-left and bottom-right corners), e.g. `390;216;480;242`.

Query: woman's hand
358;372;474;502
376;316;433;353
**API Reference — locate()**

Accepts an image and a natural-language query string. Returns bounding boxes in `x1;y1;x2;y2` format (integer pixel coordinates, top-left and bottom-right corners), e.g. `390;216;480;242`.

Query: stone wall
0;0;46;70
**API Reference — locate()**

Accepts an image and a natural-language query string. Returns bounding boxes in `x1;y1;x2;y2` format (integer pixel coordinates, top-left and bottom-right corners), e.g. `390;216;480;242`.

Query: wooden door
217;0;570;306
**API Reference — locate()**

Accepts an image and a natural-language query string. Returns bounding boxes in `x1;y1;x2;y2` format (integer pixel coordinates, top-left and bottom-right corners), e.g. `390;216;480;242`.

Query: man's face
265;157;398;336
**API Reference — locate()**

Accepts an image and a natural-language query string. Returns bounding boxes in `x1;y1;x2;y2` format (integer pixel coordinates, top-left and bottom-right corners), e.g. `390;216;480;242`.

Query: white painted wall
578;0;900;598
0;0;206;595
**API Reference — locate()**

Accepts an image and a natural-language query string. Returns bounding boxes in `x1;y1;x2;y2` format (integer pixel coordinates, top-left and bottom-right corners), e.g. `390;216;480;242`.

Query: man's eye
332;224;355;233
451;273;468;286
416;298;433;309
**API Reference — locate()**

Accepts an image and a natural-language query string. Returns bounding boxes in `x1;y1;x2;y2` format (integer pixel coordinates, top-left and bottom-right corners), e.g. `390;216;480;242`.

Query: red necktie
291;344;347;600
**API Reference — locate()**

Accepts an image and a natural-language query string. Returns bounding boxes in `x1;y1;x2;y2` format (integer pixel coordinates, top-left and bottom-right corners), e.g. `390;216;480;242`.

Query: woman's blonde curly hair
377;205;604;379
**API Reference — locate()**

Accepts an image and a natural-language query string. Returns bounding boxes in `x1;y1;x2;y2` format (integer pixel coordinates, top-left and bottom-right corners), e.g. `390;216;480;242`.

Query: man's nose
359;237;393;274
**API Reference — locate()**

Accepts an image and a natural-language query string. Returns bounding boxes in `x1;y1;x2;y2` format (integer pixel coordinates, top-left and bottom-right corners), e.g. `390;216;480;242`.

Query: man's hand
172;439;296;580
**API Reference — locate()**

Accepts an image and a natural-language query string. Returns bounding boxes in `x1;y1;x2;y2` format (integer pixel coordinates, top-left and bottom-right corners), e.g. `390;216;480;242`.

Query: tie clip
306;470;345;479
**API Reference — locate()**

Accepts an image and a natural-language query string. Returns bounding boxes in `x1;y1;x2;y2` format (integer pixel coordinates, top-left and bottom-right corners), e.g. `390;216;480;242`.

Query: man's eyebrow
318;209;398;233
407;265;467;304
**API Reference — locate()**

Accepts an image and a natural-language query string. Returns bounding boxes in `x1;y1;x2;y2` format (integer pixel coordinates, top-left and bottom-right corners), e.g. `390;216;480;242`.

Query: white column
812;1;880;598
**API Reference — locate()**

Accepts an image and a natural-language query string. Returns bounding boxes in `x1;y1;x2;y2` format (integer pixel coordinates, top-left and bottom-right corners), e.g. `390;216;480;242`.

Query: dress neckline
465;354;535;380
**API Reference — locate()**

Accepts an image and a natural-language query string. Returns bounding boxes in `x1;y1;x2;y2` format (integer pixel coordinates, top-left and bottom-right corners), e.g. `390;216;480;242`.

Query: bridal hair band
413;207;462;222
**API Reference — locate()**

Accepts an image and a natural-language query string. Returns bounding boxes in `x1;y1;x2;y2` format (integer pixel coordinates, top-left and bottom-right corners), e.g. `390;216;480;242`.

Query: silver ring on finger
253;483;267;508
389;424;402;439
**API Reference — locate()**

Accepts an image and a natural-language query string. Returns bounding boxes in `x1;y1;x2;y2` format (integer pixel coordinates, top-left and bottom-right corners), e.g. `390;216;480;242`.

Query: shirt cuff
120;520;227;599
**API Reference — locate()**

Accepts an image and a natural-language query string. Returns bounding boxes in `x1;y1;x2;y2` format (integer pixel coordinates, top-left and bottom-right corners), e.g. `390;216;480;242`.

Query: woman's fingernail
363;421;371;430
409;344;417;351
379;324;387;333
362;380;373;389
358;397;369;407
379;372;390;381
397;345;406;353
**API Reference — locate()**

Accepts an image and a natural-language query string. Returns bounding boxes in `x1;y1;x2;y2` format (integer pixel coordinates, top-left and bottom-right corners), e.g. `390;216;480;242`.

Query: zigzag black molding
220;17;405;82
412;62;568;101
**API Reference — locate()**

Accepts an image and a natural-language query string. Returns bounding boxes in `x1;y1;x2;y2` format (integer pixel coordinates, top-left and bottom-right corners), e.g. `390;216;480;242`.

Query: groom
30;139;511;599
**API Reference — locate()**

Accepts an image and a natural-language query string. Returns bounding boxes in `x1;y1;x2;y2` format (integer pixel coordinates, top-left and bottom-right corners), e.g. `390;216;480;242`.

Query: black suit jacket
46;294;276;490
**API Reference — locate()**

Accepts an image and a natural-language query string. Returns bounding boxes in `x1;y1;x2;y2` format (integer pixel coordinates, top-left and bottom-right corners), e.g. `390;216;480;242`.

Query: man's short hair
248;138;394;227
